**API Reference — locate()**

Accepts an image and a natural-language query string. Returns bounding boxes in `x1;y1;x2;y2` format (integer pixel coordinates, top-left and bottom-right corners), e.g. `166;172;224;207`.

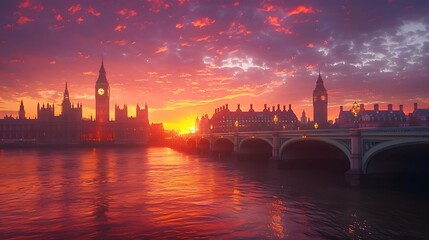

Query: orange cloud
175;23;184;29
114;24;127;32
192;17;215;29
287;5;315;16
267;16;281;27
82;71;96;76
49;60;56;65
76;16;84;24
17;16;34;25
55;14;62;21
68;4;82;15
307;43;314;48
154;45;168;54
87;7;101;17
18;0;30;8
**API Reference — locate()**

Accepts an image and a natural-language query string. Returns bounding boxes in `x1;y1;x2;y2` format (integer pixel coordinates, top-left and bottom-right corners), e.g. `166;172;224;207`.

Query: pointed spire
99;56;106;74
97;57;108;83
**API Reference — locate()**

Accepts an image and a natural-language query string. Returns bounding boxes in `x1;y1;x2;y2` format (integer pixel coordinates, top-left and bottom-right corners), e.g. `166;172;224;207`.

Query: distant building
300;110;308;124
201;103;299;133
409;103;429;126
150;123;165;145
337;103;408;128
0;59;150;146
313;71;328;128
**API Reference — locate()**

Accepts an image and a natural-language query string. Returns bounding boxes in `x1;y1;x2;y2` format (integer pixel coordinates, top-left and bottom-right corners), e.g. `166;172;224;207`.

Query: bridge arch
279;138;351;172
363;139;429;174
238;137;273;159
197;138;210;153
212;137;234;155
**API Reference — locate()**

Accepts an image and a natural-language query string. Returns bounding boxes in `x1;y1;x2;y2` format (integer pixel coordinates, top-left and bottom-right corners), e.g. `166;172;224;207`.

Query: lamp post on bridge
273;114;278;130
351;101;360;128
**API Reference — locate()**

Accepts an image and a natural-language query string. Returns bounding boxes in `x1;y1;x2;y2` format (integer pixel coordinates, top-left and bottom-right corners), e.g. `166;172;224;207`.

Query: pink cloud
54;14;63;21
87;7;101;17
17;16;34;25
115;40;127;46
192;17;215;29
3;24;13;29
18;0;30;8
49;60;56;65
114;25;127;32
117;8;137;18
68;4;82;15
175;23;184;29
76;17;84;24
148;0;171;13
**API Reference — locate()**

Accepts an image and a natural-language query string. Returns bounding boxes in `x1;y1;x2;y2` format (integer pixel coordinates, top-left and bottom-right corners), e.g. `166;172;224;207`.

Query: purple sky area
1;0;428;130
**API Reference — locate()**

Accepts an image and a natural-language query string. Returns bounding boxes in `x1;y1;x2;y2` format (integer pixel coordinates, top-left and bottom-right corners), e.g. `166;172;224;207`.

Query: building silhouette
336;103;408;128
313;71;328;128
0;59;150;146
199;103;299;133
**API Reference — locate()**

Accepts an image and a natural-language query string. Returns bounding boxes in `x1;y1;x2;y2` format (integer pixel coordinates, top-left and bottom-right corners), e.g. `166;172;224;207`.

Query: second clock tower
313;70;328;127
95;58;110;124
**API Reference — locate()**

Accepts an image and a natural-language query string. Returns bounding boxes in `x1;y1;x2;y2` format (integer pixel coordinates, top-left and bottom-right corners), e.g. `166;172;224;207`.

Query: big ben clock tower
95;58;110;124
313;70;328;127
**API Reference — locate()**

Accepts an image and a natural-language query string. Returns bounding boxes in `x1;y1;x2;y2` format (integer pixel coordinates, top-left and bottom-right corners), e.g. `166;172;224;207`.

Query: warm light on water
0;147;428;239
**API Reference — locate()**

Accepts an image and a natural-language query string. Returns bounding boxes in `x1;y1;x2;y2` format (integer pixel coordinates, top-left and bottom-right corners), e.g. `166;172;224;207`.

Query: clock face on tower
321;95;326;101
98;88;105;95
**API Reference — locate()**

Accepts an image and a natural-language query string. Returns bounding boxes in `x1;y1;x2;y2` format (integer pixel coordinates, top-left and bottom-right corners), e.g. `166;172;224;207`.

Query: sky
1;0;428;131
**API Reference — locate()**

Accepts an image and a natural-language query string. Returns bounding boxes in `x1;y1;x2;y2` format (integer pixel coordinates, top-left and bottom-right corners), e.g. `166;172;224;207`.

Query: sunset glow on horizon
1;0;428;131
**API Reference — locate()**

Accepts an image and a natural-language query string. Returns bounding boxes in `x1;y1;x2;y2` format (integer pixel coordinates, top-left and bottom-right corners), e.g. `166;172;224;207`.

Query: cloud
192;17;215;29
148;0;171;13
16;16;34;25
76;16;84;24
175;23;184;29
114;24;127;32
87;7;101;17
54;14;62;21
18;0;30;9
68;4;82;15
49;60;56;65
117;8;137;18
287;5;315;16
154;45;168;54
82;71;96;76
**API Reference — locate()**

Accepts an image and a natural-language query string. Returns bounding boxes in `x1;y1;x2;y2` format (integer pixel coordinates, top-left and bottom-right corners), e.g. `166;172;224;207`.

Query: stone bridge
174;127;429;186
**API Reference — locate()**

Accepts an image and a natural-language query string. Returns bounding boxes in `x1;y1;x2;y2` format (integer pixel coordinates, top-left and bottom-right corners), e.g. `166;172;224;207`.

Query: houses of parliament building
0;60;150;146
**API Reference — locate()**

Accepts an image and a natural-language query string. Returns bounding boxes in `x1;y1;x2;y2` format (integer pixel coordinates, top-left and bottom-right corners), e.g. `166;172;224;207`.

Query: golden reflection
269;196;287;239
232;178;242;211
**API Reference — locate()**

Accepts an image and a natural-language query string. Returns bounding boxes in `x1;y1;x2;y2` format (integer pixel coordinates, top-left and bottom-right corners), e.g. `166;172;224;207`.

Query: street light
314;122;319;129
351;101;360;128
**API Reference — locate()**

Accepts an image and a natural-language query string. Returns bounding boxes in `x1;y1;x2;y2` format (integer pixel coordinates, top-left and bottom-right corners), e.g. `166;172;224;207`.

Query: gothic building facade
198;103;299;133
0;59;150;146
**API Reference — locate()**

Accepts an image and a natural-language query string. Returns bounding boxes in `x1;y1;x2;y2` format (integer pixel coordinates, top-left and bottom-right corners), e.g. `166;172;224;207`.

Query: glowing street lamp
273;115;279;124
351;101;360;128
314;122;319;129
234;120;239;132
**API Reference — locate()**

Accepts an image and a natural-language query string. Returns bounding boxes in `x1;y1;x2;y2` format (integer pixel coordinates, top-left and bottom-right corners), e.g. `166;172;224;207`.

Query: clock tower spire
95;57;110;124
313;71;328;128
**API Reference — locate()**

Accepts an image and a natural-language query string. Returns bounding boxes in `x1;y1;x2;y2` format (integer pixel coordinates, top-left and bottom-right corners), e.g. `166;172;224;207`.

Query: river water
0;147;428;239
